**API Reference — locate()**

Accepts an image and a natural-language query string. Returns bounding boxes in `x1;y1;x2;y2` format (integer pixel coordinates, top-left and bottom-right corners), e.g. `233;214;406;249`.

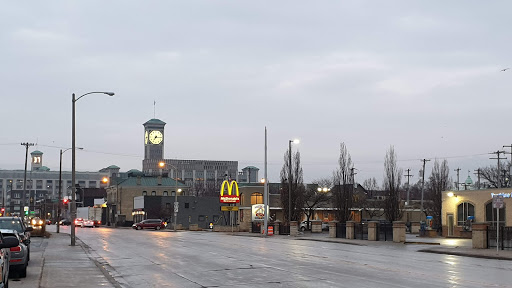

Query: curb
419;248;512;261
404;241;440;245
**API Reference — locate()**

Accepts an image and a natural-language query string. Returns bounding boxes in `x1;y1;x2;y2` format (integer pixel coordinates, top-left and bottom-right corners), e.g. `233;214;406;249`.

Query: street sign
23;206;28;212
221;206;239;211
493;195;504;209
174;202;179;213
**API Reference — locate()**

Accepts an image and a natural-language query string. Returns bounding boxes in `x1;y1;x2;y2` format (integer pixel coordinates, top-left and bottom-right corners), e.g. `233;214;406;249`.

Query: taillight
10;246;21;252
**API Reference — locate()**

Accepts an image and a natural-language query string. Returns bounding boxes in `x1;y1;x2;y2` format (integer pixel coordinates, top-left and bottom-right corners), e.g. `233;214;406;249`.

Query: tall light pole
72;91;114;246
263;127;268;236
288;139;299;226
57;147;82;233
158;161;181;231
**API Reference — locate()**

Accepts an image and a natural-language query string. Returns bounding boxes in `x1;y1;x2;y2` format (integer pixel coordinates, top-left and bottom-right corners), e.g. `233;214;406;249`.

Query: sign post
493;195;504;252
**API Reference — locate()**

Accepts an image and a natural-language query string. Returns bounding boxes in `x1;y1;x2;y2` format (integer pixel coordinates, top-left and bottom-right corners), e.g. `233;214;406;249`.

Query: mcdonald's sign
220;180;240;203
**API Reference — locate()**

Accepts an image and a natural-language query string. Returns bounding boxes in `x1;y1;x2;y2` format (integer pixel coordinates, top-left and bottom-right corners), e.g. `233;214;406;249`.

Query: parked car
59;219;71;226
132;219;166;230
299;221;329;231
81;219;95;228
45;219;52;225
0;232;21;286
93;220;101;227
0;217;32;262
30;217;46;237
0;229;28;278
74;218;84;227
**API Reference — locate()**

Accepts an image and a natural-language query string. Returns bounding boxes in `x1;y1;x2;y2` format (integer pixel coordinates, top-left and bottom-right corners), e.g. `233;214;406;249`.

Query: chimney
136;176;142;185
157;176;162;185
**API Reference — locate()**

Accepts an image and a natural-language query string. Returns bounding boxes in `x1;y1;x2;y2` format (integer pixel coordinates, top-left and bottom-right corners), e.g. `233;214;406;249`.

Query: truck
77;207;103;227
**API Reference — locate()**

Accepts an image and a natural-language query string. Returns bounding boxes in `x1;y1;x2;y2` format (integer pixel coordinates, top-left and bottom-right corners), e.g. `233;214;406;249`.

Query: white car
81;219;95;228
300;221;329;231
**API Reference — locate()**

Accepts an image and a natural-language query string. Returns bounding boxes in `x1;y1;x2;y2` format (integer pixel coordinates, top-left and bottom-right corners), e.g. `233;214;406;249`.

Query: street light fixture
57;147;82;233
72;91;114;246
288;139;299;226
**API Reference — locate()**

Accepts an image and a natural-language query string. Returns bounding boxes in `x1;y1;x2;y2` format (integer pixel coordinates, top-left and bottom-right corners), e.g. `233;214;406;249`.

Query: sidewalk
38;232;118;288
232;231;512;261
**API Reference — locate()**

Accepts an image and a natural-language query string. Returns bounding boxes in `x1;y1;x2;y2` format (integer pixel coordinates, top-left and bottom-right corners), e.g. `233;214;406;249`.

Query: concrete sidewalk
38;232;117;288
232;231;512;261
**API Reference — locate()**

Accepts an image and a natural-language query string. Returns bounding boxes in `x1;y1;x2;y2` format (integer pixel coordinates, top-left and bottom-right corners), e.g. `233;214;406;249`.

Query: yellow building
442;188;511;237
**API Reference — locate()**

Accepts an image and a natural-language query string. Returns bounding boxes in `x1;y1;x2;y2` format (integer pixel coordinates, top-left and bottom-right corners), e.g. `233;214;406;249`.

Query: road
32;225;512;288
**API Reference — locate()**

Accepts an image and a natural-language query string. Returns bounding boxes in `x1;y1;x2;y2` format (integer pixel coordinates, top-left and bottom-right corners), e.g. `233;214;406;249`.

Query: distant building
141;118;241;194
105;175;188;226
0;150;113;215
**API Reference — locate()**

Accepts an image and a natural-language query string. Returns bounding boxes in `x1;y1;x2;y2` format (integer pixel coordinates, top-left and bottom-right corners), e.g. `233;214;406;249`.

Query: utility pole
21;143;35;214
420;159;430;214
474;169;481;189
490;151;506;188
503;144;512;187
454;168;461;191
350;167;357;185
404;169;413;205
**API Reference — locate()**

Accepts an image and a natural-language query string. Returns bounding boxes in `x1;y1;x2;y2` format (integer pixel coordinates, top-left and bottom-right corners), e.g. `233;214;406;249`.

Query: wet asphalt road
50;226;512;288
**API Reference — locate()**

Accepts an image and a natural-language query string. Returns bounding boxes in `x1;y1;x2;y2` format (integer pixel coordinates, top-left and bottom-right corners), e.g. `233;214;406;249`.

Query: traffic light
0;208;4;217
63;198;69;204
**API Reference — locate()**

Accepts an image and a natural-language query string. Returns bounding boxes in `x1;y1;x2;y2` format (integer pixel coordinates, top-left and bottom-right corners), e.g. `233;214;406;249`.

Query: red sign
220;195;240;203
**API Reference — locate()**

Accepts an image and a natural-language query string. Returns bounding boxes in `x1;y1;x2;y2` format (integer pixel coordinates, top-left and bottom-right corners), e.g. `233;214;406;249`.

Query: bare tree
361;178;384;219
333;142;353;223
424;160;451;231
280;149;306;223
362;177;378;199
302;178;332;230
383;146;403;222
478;162;511;188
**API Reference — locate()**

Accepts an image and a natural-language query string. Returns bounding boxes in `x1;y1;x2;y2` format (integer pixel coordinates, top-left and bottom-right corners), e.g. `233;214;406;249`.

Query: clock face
149;130;163;144
145;131;148;144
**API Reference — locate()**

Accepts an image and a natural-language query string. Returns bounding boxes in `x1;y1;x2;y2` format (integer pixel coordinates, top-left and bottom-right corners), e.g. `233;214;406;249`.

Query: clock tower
143;118;166;160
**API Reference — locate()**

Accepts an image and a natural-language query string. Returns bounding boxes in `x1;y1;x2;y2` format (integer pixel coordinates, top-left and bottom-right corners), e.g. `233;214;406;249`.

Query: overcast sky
1;1;511;186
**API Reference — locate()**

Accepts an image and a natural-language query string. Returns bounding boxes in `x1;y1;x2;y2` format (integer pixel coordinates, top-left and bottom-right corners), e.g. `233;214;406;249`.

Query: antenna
153;100;156;118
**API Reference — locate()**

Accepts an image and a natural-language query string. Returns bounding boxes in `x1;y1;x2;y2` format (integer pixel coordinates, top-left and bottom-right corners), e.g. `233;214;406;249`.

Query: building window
36;180;43;189
163;191;168;196
185;203;189;209
250;192;263;205
14;193;20;199
89;181;97;188
142;191;147;196
457;202;475;226
485;202;505;226
151;191;156;196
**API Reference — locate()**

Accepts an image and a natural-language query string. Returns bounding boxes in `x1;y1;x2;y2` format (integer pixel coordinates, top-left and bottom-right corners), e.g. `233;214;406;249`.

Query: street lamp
72;91;114;246
317;187;330;193
288;139;299;226
158;161;181;231
57;147;82;233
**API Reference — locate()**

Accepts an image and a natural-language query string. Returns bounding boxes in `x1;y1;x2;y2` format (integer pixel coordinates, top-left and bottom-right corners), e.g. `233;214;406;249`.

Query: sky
1;1;511;186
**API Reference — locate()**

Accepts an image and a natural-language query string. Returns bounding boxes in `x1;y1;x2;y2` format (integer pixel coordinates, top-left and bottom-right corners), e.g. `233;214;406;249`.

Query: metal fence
354;223;368;240
336;223;346;238
488;226;512;250
378;222;393;241
251;222;261;233
280;224;290;235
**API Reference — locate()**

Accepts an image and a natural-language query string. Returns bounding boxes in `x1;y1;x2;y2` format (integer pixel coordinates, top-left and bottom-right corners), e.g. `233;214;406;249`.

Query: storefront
442;188;512;237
